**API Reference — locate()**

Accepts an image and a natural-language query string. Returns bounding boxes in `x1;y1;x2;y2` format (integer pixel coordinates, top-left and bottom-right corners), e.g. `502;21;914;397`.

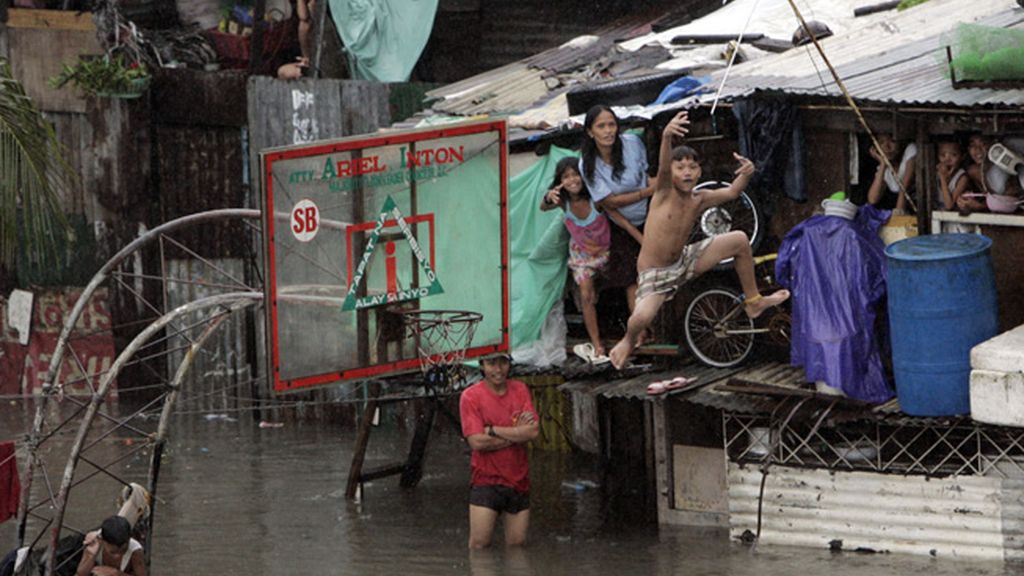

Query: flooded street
0;399;1007;575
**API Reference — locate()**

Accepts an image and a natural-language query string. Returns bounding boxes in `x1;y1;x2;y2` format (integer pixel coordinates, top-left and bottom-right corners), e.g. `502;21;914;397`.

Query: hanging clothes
732;97;807;207
328;0;439;82
775;205;893;404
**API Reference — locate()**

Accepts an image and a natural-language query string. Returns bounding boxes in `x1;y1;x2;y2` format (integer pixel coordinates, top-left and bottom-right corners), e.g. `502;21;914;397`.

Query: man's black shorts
469;485;530;514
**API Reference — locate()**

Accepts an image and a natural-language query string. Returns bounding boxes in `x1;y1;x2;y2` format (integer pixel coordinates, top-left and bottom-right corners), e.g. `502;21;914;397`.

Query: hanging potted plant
49;54;150;99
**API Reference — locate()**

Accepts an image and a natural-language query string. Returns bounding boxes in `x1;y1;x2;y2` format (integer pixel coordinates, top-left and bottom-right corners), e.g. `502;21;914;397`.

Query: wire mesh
397;309;482;391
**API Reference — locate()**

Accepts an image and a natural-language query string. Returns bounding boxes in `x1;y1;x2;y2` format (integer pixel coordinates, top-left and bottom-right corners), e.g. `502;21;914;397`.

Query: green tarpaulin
508;147;575;351
328;0;438;82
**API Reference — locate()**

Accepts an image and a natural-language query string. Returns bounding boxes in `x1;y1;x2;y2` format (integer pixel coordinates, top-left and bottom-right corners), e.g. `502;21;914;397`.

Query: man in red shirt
459;352;539;548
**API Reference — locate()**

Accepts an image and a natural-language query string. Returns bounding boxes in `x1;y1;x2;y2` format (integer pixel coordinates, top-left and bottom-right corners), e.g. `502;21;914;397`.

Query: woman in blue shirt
578;105;653;318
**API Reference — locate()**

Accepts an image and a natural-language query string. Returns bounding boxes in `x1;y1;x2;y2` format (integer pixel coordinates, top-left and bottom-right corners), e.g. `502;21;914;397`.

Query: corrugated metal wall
165;258;255;414
728;463;1022;561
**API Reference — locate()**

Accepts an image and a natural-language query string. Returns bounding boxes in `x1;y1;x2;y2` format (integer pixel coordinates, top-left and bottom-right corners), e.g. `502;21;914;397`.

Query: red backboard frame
262;120;509;393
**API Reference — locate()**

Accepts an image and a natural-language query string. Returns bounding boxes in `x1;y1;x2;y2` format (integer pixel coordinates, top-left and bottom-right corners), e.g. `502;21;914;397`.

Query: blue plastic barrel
885;234;998;416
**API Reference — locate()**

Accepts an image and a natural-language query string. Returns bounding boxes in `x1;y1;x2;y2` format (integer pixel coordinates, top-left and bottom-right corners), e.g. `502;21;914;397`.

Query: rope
710;0;762;117
784;0;916;212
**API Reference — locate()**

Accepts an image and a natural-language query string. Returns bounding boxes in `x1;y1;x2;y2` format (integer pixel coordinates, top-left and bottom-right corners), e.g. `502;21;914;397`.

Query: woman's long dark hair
581;104;625;183
550;156;590;204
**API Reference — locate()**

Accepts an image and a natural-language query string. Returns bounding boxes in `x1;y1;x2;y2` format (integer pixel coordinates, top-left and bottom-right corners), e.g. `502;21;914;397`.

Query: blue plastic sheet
652;76;709;105
775;205;894;404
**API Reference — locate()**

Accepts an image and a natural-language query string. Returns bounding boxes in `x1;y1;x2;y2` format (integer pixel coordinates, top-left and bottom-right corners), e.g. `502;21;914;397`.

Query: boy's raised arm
701;152;755;207
657;111;690;191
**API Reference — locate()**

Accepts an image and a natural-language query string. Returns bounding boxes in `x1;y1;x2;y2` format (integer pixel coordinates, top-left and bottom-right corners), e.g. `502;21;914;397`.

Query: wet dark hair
581;105;625;183
671;145;701;163
549;157;590;203
99;516;131;547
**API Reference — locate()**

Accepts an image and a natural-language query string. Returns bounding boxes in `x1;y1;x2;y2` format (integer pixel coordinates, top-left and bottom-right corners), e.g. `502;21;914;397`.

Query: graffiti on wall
0;288;116;396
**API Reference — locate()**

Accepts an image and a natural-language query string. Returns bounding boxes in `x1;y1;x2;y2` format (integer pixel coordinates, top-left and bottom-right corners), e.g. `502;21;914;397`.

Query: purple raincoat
775;205;894;404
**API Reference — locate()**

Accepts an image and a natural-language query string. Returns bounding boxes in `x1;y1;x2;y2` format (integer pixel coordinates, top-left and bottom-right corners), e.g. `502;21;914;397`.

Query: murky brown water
0;399;1008;575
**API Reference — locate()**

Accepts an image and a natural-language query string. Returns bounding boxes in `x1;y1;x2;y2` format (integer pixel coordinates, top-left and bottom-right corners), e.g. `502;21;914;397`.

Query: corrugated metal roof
621;0;872;53
427;0;1024;132
425;62;551;116
560;360;807;402
524;15;657;74
702;2;1024;109
427;11;678;117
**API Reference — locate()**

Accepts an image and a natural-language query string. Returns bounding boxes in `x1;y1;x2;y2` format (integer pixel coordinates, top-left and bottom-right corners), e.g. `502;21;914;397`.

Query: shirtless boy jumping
608;111;790;369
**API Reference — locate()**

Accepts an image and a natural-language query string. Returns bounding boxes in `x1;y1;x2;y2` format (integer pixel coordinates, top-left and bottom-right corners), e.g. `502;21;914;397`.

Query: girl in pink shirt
541;157;642;359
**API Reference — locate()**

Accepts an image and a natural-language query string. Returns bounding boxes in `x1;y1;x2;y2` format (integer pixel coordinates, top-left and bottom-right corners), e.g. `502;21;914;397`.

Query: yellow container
880;214;918;245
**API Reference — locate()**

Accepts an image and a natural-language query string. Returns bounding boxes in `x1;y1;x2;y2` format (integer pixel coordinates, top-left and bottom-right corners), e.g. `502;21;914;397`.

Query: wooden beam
310;0;327;79
248;0;266;72
6;8;95;31
400;399;437;488
358;463;405;482
345;383;380;500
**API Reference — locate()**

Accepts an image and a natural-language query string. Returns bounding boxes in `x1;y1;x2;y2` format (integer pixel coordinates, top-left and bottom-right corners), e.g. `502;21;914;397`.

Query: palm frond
0;58;74;271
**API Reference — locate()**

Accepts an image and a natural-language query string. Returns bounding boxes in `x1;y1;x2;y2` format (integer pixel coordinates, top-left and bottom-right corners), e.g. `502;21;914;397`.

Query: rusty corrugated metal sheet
156;124;248;258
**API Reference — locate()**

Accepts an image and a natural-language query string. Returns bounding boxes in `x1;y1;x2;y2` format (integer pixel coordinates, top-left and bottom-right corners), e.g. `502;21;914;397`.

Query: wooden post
915;119;929;234
345;382;380;500
310;0;328;78
400;399;438;488
248;0;267;73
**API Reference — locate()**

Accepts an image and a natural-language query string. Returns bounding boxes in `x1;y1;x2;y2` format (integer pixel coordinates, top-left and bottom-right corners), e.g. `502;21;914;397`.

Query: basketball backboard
261;119;509;393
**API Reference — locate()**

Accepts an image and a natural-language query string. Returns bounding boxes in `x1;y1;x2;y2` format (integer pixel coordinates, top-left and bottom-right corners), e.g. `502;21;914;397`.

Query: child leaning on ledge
935;138;969;212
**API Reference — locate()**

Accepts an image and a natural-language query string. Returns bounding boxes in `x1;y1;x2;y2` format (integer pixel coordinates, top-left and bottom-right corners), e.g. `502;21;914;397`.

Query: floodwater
0;399;1008;576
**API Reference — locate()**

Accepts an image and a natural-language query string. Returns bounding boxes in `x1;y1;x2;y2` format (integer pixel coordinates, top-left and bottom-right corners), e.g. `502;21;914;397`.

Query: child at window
867;133;917;213
935;139;969;211
960;133;991;213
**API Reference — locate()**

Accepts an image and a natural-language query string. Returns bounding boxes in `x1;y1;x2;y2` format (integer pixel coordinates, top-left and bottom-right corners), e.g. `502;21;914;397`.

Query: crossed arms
466;412;539;452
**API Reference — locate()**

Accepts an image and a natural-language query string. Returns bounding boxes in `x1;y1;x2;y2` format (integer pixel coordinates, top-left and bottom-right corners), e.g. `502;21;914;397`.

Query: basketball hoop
396;309;483;392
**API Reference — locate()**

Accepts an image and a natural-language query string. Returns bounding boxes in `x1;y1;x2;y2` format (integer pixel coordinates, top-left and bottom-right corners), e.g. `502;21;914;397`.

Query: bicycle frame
684;252;789;368
717;253;780;337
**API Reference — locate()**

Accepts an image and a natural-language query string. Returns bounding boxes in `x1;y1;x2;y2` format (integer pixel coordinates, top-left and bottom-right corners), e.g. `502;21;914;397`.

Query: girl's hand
545;184;563;205
869;145;882;163
936;163;952;179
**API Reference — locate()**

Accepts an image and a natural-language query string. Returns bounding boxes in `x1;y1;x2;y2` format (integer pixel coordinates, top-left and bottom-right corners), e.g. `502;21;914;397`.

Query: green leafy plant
0;59;73;273
49;54;150;98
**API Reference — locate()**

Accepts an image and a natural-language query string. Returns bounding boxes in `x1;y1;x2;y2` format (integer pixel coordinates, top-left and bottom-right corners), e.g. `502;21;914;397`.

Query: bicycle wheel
688;182;762;267
684;287;755;368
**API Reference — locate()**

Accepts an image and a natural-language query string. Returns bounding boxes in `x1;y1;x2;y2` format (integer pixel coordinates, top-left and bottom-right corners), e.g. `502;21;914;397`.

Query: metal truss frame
724;410;1024;479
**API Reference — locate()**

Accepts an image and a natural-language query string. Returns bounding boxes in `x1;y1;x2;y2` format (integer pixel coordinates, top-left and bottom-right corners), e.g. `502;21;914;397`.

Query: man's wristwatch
487;425;497;437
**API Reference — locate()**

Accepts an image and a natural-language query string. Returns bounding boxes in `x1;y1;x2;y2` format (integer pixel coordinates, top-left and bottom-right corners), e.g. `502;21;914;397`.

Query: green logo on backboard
342;196;444;311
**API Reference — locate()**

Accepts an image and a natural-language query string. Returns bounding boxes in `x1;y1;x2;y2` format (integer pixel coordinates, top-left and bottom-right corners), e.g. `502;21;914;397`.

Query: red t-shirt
459;379;536;493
